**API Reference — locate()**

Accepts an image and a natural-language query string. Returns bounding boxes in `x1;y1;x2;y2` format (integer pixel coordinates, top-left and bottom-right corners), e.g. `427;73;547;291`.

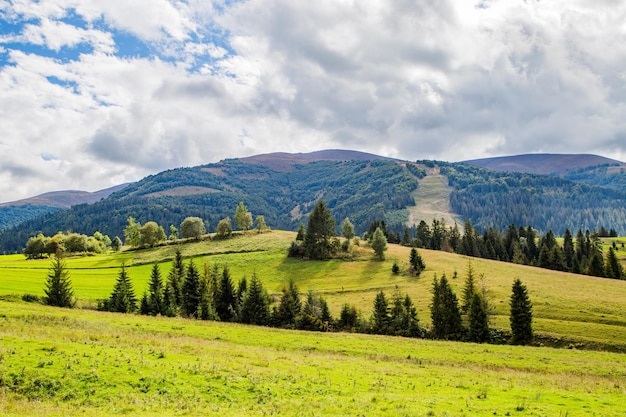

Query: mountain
0;184;130;231
2;150;626;254
464;153;626;190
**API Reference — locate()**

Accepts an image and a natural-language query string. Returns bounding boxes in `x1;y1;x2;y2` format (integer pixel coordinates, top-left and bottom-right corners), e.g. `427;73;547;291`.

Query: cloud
1;0;626;202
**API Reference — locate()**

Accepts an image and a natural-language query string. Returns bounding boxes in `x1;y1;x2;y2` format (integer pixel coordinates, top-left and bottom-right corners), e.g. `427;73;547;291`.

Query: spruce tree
182;260;201;318
371;290;390;334
605;246;624;279
275;279;302;328
409;248;425;276
168;250;185;306
147;263;164;315
44;256;74;308
216;265;236;321
162;282;177;317
239;273;270;325
303;200;335;260
461;261;476;314
563;229;575;271
108;265;137;313
468;292;490;343
139;292;150;315
430;274;462;340
510;279;533;345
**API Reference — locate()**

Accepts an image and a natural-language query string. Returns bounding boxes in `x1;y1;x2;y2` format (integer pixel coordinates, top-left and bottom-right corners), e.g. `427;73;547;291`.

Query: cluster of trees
122;202;268;249
395;217;624;280
289;200;388;260
24;231;113;259
42;250;533;346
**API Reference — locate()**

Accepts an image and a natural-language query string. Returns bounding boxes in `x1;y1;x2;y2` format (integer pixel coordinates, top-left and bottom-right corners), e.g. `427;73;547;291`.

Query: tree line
44;252;534;346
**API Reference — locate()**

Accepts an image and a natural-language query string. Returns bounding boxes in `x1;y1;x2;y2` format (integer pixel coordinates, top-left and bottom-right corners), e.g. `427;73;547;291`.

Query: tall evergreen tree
239;272;270;325
107;265;137;313
605;247;624;279
468;292;490;343
430;274;463;340
510;279;533;345
44;256;74;308
371;290;390;334
303;200;336;260
562;229;575;271
182;260;201;318
409;248;426;276
461;261;476;315
274;279;302;328
299;291;331;331
162;282;177;317
147;263;164;316
216;265;237;321
168;250;185;307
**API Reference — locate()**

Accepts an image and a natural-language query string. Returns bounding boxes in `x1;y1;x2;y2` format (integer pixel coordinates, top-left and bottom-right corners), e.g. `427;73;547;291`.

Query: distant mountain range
1;150;625;253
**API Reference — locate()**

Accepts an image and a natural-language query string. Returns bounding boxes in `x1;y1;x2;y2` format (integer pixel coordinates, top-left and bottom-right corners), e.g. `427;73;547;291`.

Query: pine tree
274;279;302;328
44;256;74;308
461;261;476;314
239;272;270;325
510;279;533;345
563;229;575;271
296;224;305;241
371;227;388;260
409;248;425;276
303;200;335;260
338;303;359;330
430;274;462;340
139;292;150;315
162;282;177;317
216;265;236;321
168;250;185;307
182;260;201;318
147;263;164;315
605;246;624;279
468;292;490;343
371;290;390;334
107;265;137;313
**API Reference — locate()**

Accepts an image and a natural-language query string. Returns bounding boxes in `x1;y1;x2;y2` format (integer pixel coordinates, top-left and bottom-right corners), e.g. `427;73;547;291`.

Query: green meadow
1;300;626;416
2;230;626;349
1;231;626;415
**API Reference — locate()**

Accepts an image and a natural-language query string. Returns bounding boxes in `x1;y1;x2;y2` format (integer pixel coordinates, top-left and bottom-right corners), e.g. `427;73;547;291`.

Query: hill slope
0;183;130;230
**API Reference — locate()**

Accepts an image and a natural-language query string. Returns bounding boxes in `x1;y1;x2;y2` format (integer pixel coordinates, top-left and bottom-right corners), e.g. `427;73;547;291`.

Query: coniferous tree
338;303;359;330
296;224;305;241
389;286;421;337
44;256;75;308
139;292;150;315
468;292;490;343
409;248;425;276
107;265;137;313
111;236;122;251
162;282;177;317
605;246;624;279
216;265;237;321
182;260;201;318
239;272;270;325
371;290;390;334
430;274;463;340
562;229;575;271
236;276;248;308
274;279;302;328
510;279;533;345
461;261;476;315
147;263;164;315
168;250;185;307
303;200;335;260
299;291;331;331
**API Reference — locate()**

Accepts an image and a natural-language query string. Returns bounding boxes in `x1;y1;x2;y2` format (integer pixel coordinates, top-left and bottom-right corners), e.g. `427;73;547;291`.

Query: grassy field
1;300;625;416
1;231;626;351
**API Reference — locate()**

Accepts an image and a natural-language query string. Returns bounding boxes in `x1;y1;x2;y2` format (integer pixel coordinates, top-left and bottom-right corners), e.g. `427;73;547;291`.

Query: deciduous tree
180;217;206;240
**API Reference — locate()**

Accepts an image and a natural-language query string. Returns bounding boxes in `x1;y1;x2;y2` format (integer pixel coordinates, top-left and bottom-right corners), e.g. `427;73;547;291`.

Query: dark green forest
440;162;626;235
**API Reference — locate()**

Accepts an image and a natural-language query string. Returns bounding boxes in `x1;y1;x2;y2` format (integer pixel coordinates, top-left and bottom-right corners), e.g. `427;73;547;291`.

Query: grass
1;300;625;416
1;231;626;350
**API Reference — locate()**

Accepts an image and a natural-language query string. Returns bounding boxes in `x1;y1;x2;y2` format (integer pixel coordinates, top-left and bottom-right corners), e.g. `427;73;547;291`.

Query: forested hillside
0;159;418;252
441;162;626;235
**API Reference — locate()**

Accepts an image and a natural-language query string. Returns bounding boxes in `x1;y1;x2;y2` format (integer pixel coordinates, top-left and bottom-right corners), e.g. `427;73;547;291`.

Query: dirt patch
145;186;220;198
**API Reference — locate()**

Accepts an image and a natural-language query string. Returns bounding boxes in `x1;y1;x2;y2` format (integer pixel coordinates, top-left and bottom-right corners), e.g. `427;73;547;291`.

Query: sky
1;0;626;203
